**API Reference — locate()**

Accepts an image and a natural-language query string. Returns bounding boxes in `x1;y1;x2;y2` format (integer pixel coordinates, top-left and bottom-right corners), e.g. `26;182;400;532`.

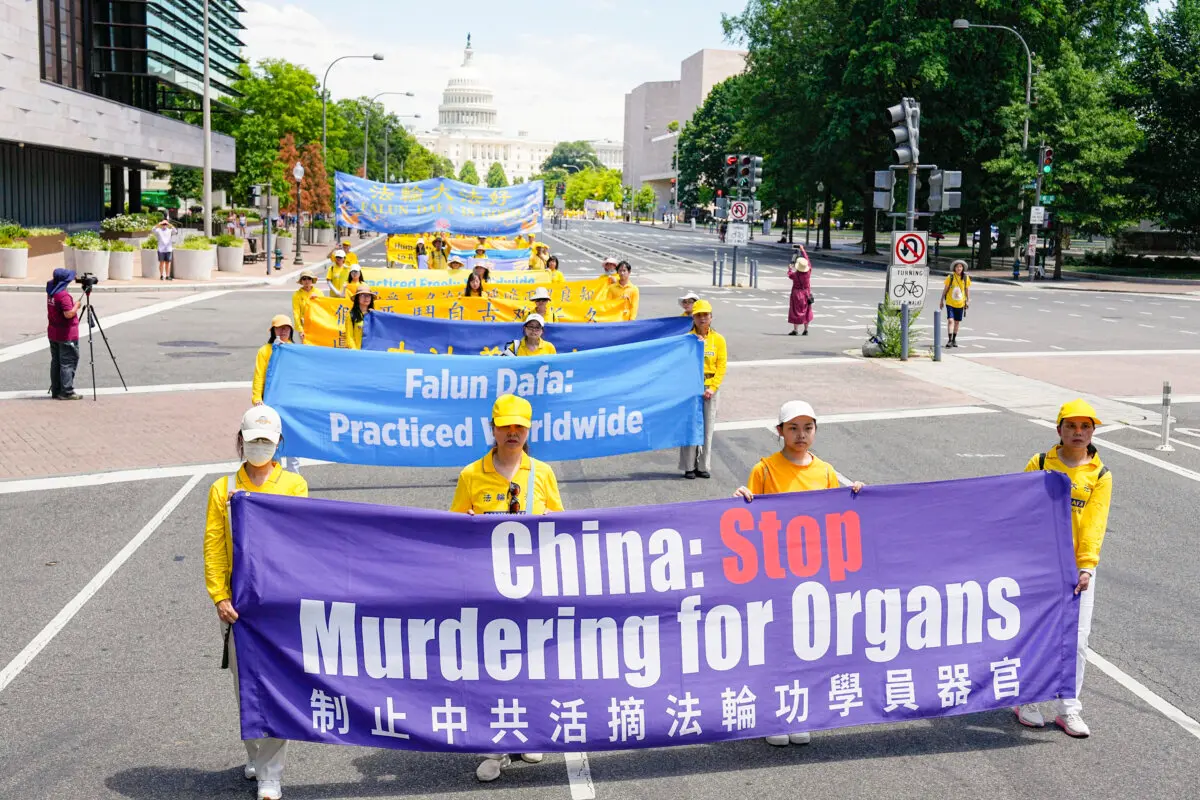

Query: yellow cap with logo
1056;398;1102;426
692;299;713;314
493;394;532;428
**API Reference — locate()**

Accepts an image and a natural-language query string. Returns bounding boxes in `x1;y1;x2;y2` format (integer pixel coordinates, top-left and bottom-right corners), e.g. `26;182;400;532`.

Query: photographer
46;268;83;400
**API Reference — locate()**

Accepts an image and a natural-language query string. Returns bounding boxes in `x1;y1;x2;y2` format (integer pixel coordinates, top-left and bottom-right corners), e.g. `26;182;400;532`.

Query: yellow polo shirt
292;286;323;335
696;328;727;391
203;463;308;604
615;282;640;320
748;452;839;495
450;450;564;514
1025;445;1112;570
548;270;566;287
510;338;557;356
252;342;273;405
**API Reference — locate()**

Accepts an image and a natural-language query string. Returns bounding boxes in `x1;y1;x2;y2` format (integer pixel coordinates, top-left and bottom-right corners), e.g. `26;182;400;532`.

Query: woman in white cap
345;285;377;350
1014;398;1112;738
787;248;814;336
447;255;468;275
678;299;724;479
415;238;429;270
601;256;619;284
529;286;561;322
450;394;562;781
505;314;556;356
252;315;293;406
340;267;366;299
291;271;323;344
734;399;862;748
938;259;970;347
203;405;307;800
679;291;700;316
430;234;450;271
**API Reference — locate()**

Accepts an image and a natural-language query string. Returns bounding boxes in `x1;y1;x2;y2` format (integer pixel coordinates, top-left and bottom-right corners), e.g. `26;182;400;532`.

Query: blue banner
230;471;1078;752
337;173;544;236
451;248;532;260
363;313;695;355
262;336;704;467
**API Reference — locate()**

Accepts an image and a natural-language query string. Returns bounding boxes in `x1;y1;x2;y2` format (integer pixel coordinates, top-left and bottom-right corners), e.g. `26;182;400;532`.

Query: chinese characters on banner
230;471;1078;751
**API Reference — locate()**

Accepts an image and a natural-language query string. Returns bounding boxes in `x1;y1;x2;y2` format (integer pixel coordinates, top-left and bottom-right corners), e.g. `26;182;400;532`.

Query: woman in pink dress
787;248;814;336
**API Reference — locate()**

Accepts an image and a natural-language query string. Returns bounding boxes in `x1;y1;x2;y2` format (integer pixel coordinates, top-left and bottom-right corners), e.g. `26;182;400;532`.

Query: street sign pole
906;161;918;232
1031;142;1045;279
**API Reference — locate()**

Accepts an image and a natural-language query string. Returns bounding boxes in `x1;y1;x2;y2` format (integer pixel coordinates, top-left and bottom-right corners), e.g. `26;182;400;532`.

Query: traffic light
928;169;962;212
872;170;894;211
724;154;738;188
750;156;763;191
1041;146;1054;174
556;182;565;197
887;98;920;165
738;155;753;189
715;196;729;220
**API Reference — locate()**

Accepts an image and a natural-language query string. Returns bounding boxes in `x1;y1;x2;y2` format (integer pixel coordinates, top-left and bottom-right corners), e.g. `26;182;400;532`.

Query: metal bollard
712;251;718;286
719;253;725;287
900;303;910;361
752;258;759;288
876;302;884;337
933;308;942;362
1157;380;1175;452
731;250;738;286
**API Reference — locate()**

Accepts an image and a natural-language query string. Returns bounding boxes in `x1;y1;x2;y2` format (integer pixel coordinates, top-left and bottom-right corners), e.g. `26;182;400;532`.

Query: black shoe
684;471;697;479
56;392;82;400
802;330;808;336
788;330;798;336
696;470;711;479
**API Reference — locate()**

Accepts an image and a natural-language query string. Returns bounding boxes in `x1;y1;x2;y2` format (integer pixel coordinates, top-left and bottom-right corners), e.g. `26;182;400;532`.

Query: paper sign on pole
727;223;749;246
1029;206;1046;225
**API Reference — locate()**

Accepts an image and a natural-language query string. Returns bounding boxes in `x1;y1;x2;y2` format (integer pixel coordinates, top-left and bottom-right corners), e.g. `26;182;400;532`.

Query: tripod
79;289;128;401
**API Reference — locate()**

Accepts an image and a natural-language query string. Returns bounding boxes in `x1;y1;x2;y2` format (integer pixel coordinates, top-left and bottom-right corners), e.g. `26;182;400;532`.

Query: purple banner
230;471;1078;751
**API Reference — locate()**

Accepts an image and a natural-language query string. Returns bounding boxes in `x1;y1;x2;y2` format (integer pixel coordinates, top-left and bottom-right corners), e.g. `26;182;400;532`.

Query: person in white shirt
153;219;176;281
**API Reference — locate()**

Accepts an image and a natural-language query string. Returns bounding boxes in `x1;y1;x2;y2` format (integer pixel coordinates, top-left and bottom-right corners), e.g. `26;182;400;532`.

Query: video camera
75;272;99;291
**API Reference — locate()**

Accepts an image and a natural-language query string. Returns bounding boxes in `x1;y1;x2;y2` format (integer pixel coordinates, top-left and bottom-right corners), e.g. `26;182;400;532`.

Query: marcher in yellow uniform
251;315;293;406
939;259;971;347
292;270;322;343
203;405;307;800
505;314;556;356
679;300;725;479
613;260;640;320
733;399;863;748
528;286;562;322
430;234;450;271
470;246;491;272
528;241;550;270
345;285;377;350
339;238;358;266
601;255;619;284
679;290;699;316
341;267;366;299
450;393;561;783
545;255;566;286
1014;398;1112;739
447;255;468;275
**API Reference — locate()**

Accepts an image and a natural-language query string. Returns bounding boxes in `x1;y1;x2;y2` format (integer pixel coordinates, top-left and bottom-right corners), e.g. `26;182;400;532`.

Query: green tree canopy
458;160;481;184
541;141;600;172
634;185;657;214
564;168;623;209
677;75;745;208
486;162;509;188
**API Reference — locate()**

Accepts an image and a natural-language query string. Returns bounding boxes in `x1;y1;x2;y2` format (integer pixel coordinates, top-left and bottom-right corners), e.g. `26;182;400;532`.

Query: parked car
972;225;1000;244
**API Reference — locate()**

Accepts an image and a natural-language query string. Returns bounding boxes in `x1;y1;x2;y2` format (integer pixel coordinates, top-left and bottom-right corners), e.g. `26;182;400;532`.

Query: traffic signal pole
1030;143;1045;279
906;162;919;233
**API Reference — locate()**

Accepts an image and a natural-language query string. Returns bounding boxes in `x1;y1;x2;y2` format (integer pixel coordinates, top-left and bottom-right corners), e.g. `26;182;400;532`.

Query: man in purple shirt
46;268;82;400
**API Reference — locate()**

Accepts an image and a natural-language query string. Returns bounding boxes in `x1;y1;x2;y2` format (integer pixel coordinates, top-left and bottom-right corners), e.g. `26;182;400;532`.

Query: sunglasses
507;482;521;513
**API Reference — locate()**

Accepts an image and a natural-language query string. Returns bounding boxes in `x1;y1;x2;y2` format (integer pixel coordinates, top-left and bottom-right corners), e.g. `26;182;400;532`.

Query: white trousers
225;624;288;781
679;392;719;473
1058;573;1096;716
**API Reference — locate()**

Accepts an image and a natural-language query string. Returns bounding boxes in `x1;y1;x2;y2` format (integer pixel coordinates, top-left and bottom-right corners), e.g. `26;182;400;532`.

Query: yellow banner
329;268;608;302
303;294;631;348
385;234;419;267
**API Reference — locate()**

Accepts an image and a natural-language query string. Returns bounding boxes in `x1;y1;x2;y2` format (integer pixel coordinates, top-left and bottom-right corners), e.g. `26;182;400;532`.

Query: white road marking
1120;425;1200;452
1086;648;1200;742
0;381;250;401
962;348;1200;359
727;357;857;368
717;405;996;432
0;290;232;364
1029;419;1200;482
563;752;596;800
0;473;204;694
1116;394;1200;404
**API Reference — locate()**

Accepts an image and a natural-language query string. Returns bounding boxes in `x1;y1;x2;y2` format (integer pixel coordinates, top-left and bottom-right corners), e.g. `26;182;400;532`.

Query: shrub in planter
106;239;136;280
0;237;30;279
101;213;161;236
174;235;215;280
71;233;110;280
140;236;160;278
214;234;245;272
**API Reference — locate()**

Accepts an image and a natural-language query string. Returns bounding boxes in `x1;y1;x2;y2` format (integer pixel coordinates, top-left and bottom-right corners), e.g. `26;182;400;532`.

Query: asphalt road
2;224;1199;799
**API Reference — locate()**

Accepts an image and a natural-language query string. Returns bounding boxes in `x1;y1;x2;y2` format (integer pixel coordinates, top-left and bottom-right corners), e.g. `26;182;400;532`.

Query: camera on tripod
75;272;99;291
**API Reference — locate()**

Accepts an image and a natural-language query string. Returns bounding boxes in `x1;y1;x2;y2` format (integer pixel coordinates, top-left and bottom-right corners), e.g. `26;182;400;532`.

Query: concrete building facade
623;48;746;214
0;0;237;227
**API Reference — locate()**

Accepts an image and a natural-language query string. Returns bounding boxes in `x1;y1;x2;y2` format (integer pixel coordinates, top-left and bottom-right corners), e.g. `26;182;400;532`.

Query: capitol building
415;39;622;183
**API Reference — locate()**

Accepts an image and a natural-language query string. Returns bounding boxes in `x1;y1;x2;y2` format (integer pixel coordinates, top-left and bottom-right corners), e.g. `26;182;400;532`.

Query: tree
458;160;480;185
634;185;657;217
676;75;745;209
486;162;508;188
564;167;623;210
161;167;202;206
513;176;525;184
277;133;302;214
299;142;332;215
541;141;600;172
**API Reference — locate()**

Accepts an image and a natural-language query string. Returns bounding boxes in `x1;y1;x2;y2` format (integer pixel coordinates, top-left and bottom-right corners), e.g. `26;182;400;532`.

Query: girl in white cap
733;400;862;748
203;405;307;800
345;286;377;350
1014;398;1111;738
504;314;556;356
679;291;700;316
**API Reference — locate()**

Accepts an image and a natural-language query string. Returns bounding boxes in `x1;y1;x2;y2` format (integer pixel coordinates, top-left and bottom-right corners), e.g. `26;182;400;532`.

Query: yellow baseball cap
493;394;532;428
692;299;713;314
270;314;293;329
1057;398;1102;426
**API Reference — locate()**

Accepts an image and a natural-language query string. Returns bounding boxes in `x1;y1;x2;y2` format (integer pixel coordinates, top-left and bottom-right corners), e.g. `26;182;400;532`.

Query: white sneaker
244;763;256;780
765;734;790;746
519;753;544;763
256;779;282;800
788;732;811;745
1014;704;1045;728
476;755;510;782
1055;713;1091;738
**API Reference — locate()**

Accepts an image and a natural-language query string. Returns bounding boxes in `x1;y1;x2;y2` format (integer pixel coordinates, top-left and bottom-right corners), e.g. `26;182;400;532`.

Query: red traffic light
740;155;752;166
670;178;676;185
716;189;723;197
1042;148;1054;165
725;155;738;166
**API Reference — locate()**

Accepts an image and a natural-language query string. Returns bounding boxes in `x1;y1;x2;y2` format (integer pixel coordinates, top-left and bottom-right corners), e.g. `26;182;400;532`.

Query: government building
415;39;621;183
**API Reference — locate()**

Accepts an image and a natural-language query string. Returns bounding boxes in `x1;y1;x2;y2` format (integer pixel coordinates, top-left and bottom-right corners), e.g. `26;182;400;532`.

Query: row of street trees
674;0;1200;269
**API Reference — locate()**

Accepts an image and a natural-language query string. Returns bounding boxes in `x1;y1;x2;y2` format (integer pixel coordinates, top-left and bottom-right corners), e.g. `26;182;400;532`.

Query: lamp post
320;53;385;173
952;19;1031;153
810;181;825;250
292;161;305;265
201;0;211;238
362;91;415;178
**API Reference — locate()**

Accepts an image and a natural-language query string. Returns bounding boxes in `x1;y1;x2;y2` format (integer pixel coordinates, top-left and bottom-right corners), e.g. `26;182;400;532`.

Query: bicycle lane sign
886;265;929;309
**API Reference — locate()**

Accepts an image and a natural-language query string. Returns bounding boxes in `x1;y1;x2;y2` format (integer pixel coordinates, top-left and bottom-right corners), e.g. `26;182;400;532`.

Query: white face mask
243;440;277;467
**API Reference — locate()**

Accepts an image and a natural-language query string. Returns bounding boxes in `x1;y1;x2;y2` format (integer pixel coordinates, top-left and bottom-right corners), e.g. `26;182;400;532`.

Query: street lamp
201;0;211;238
292;161;305;265
320;53;385;173
362;91;415;178
809;181;826;249
952;19;1032;153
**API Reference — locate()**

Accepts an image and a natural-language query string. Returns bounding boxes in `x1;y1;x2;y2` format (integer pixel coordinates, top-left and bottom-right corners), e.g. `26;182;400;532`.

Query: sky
239;0;750;144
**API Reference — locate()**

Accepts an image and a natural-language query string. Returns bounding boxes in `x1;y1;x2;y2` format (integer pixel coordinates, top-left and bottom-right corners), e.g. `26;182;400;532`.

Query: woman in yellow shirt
614;260;640;320
203;405;307;800
528;241;549;270
678;300;726;479
430;235;450;271
733;400;862;748
345;286;376;350
504;314;557;356
938;259;971;348
1014;398;1112;739
545;255;566;286
450;394;562;782
340;267;366;299
291;271;322;344
251;314;293;406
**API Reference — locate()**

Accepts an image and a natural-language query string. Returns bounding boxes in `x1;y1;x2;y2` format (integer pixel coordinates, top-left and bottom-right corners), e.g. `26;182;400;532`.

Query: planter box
313;227;334;245
101;229;153;242
217;245;244;272
174;248;214;280
63;246;75;270
74;249;110;281
0;247;29;279
26;233;65;259
275;236;294;257
141;249;160;278
108;250;135;280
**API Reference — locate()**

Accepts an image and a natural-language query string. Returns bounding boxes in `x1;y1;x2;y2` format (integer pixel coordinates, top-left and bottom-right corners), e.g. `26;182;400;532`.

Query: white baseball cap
332;249;346;259
778;400;817;424
241;405;282;444
603;256;618;266
679;291;700;302
531;287;551;300
524;313;546;327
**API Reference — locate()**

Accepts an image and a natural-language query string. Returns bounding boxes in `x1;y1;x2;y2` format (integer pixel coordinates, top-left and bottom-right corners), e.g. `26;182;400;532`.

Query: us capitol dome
435;37;501;137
